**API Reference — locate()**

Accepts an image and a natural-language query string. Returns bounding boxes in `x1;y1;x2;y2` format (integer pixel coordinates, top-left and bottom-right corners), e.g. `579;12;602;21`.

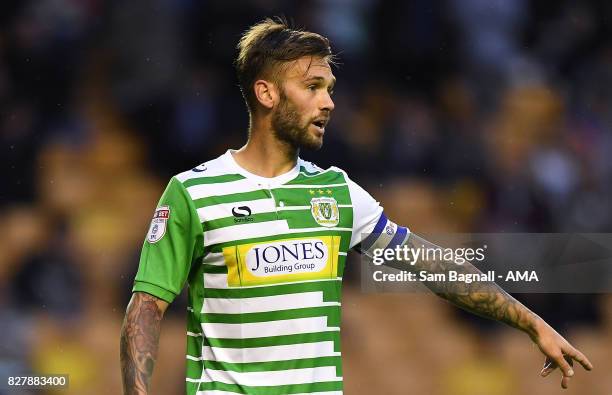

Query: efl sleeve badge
146;205;170;243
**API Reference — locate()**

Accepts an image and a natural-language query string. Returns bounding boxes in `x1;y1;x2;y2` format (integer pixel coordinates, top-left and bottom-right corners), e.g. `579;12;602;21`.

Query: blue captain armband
358;213;410;258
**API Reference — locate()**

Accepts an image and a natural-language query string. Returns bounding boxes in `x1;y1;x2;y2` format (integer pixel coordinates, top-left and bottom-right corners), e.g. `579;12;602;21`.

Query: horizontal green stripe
187;335;202;351
270;186;350;207
202;306;341;326
193;185;351;209
191;380;343;394
204;212;278;231
283;207;352;229
183;174;245;188
288;169;345;185
189;356;342;374
194;190;270;208
298;166;320;176
204;331;340;349
202;256;347;277
203;207;352;232
202;264;228;274
204;280;341;300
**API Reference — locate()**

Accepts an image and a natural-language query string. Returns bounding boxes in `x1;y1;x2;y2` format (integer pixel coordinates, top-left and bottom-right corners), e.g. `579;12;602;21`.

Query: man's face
271;56;336;150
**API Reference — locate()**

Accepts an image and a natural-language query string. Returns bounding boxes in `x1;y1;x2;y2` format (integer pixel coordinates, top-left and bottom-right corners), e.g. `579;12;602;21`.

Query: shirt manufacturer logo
232;206;253;223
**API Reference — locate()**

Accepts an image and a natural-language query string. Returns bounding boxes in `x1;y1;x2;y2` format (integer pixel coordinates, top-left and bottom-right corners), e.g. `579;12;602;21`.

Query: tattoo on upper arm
120;292;163;394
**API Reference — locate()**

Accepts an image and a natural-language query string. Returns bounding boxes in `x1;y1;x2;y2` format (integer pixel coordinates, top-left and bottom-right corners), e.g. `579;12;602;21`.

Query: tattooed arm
120;292;169;395
387;233;593;389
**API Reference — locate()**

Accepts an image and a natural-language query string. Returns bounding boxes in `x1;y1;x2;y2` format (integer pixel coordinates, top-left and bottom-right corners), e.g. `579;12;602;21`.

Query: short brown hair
235;17;336;114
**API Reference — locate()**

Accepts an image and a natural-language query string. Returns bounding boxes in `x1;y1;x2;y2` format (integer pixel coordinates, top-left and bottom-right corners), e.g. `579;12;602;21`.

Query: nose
321;92;335;112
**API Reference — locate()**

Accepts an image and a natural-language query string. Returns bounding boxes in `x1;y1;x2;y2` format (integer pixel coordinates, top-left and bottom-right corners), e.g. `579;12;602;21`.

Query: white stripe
195;391;237;395
204;273;231;289
196;366;340;386
338;252;347;256
202;252;226;266
288;227;352;233
202;291;336;314
200;341;340;363
175;170;231;183
203;273;341;290
194;391;244;395
291;393;343;395
279;183;347;189
201;317;339;339
204;220;291;246
205;225;353;247
176;171;203;183
186;179;260;200
194;389;342;395
278;204;352;211
198;199;275;222
195;392;343;395
175;158;233;182
187;331;202;337
277;205;311;211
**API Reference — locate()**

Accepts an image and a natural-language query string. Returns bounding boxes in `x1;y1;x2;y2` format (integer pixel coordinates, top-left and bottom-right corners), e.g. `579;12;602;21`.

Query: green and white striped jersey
134;150;386;395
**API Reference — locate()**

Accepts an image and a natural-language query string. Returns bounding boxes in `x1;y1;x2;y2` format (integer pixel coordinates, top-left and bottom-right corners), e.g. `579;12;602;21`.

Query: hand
530;320;593;389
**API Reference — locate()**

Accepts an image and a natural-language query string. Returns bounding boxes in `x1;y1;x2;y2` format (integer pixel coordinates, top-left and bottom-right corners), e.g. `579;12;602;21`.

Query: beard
271;89;323;151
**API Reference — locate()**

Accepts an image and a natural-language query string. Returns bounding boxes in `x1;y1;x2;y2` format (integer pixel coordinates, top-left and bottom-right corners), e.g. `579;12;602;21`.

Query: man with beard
120;18;592;395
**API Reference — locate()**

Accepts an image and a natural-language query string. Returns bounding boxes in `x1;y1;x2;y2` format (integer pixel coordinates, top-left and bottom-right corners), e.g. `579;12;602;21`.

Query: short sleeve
133;177;203;303
345;174;384;249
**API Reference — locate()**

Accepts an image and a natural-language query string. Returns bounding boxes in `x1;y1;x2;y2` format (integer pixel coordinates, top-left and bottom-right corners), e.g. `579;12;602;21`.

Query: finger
541;358;556;377
561;374;571;389
540;366;555;377
554;354;574;378
568;348;593;371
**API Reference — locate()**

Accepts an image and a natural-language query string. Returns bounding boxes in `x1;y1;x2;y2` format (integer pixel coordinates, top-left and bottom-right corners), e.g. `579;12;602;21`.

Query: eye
328;88;334;96
307;85;317;91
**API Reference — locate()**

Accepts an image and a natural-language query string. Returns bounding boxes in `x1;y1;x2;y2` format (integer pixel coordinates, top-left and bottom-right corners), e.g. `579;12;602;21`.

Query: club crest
146;205;170;243
310;197;339;227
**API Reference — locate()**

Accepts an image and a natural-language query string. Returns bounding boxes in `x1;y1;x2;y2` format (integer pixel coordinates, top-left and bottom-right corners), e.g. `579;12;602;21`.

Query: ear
253;79;278;110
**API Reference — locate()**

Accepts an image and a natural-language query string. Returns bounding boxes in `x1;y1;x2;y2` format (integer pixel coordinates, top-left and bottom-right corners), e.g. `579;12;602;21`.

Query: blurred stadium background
2;1;612;394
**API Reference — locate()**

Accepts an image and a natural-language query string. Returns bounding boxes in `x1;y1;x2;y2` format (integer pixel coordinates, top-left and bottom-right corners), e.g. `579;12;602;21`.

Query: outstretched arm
382;232;593;389
120;291;169;395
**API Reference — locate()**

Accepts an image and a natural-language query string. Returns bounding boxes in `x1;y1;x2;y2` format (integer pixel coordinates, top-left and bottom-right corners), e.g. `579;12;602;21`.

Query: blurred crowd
1;1;612;394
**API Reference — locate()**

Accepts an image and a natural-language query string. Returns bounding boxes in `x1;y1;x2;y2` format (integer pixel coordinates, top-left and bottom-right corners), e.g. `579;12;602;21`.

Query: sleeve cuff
133;281;177;304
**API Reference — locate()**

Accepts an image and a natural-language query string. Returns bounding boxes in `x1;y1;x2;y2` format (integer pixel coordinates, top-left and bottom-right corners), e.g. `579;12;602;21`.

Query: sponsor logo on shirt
222;236;341;286
146;205;170;243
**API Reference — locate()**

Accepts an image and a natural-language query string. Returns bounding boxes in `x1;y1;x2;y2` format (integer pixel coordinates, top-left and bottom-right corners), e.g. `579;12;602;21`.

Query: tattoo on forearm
390;234;539;335
120;293;163;395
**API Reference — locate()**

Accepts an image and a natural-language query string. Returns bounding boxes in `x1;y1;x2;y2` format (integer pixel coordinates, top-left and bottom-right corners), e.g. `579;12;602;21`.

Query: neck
232;116;298;178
